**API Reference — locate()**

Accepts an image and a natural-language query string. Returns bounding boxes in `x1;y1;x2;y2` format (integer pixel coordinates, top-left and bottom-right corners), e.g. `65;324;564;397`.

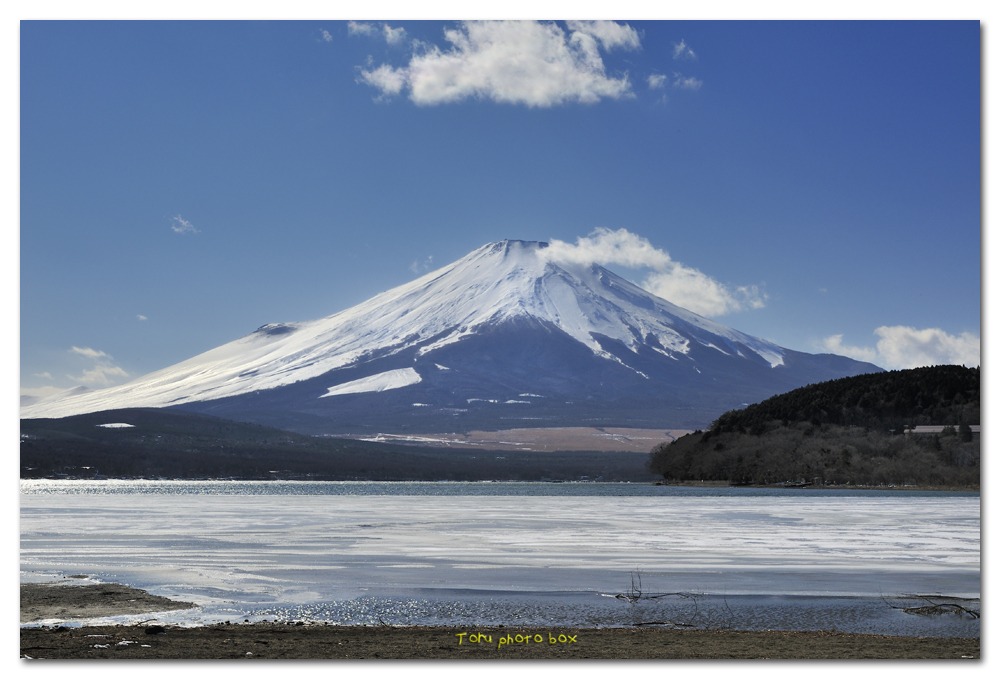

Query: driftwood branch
614;570;699;604
881;593;980;619
615;569;705;628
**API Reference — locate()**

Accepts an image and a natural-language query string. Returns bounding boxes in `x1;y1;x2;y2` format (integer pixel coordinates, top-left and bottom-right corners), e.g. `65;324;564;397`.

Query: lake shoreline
659;480;980;492
21;477;980;491
20;583;980;659
20;622;981;660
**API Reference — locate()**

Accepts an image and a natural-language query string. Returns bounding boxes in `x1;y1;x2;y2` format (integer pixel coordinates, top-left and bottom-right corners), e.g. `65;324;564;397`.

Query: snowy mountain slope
22;240;881;431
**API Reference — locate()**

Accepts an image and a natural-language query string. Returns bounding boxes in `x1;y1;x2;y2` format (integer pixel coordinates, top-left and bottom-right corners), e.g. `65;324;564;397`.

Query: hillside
20;409;650;481
648;366;980;488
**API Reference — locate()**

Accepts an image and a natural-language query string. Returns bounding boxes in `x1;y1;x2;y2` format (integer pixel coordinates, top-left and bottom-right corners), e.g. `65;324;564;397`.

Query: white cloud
348;21;406;46
643;268;767;317
409;255;434;275
822;326;981;370
647;73;667;90
137;314;148;321
73;364;130;386
67;346;130;386
320;29;334;43
737;285;768;310
540;228;767;317
565;20;641;51
673;73;703;90
542;228;671;269
383;24;407;46
70;346;110;360
33;371;53;380
359;63;407;97
347;21;376;37
673;39;697;61
357;20;639;107
170;214;198;234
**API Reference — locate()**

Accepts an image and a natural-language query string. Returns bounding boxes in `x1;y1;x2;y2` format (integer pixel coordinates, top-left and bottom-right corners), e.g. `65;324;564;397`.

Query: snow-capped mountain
22;240;881;431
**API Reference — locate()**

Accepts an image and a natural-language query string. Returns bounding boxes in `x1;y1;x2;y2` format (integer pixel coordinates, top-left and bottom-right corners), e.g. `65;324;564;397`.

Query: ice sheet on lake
20;486;979;633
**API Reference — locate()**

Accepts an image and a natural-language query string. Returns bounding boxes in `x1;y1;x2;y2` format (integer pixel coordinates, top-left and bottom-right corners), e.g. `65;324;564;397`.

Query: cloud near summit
356;21;640;107
539;228;767;317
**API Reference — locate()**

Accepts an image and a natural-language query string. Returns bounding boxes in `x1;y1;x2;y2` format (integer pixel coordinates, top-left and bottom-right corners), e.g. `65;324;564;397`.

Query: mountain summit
22;240;881;431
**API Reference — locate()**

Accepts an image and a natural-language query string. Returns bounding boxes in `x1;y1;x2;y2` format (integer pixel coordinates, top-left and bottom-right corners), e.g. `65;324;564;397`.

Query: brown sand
21;582;195;623
19;583;979;660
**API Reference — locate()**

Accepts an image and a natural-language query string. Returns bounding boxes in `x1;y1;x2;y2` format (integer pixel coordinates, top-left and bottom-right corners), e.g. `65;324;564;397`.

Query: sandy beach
19;583;980;660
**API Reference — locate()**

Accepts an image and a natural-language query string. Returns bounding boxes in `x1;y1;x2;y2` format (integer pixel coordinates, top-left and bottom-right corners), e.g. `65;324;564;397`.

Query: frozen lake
19;481;980;636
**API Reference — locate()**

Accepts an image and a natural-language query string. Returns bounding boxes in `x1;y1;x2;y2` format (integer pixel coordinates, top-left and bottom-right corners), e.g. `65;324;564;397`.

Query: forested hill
20;408;650;481
649;365;980;488
711;365;979;434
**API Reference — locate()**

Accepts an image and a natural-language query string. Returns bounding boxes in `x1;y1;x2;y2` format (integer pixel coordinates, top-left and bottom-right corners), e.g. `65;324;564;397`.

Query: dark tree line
20;408;651;481
649;365;980;488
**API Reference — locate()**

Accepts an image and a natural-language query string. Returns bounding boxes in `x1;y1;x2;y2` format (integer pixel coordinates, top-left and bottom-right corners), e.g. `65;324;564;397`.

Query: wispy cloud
673;73;703;90
170;214;198;234
822;327;981;370
320;28;334;43
67;346;130;386
70;346;111;360
383;24;407;46
348;21;407;46
409;255;434;275
540;228;767;317
643;270;766;317
137;314;148;322
673;39;697;61
73;364;130;386
647;73;667;90
360;63;407;97
357;20;640;107
564;20;641;51
347;21;376;37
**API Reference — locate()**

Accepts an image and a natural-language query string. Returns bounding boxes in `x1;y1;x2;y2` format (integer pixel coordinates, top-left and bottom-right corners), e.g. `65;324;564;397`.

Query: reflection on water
172;591;981;638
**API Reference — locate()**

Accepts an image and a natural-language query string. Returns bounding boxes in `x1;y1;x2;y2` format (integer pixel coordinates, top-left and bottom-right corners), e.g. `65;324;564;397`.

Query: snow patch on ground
96;423;135;429
320;368;422;398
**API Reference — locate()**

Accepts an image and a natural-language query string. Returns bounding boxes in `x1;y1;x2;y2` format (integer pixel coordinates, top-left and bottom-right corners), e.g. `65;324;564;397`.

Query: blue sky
19;17;983;402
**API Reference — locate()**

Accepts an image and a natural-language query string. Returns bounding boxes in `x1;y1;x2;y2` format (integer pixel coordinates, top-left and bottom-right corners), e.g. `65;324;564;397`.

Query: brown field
341;426;692;452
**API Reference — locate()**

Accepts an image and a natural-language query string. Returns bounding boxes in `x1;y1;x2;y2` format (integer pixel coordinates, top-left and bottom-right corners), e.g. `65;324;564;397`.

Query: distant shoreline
657;480;980;492
20;583;980;659
21;476;979;492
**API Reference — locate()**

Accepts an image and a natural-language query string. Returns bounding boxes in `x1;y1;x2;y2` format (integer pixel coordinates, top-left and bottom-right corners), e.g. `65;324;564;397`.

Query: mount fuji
22;240;881;433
